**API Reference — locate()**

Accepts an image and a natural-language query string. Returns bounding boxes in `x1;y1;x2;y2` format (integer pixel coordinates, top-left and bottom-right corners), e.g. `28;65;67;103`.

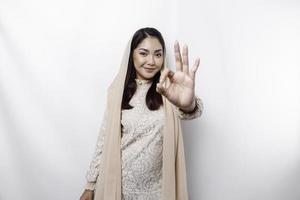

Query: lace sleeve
84;109;108;191
174;96;204;120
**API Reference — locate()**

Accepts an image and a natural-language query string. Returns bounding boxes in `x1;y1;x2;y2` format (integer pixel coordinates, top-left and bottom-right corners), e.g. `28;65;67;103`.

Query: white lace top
84;79;203;200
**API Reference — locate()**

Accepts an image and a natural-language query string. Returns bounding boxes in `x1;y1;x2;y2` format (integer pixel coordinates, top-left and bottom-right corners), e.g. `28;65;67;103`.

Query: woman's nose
147;55;155;65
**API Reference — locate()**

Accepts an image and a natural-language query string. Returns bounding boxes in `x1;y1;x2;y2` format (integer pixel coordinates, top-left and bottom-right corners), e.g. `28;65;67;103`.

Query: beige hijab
94;37;189;200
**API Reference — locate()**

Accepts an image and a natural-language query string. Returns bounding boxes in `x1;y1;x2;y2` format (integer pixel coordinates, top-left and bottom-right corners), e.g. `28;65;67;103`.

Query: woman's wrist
179;98;196;113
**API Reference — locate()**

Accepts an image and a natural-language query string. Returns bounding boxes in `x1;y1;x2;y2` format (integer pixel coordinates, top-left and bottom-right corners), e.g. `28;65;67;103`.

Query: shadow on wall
280;161;300;200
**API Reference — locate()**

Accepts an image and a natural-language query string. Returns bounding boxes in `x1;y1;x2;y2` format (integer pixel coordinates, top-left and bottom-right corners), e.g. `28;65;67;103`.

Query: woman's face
133;37;164;81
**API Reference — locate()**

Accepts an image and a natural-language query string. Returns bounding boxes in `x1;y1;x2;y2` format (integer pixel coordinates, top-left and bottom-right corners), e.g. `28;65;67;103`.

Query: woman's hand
80;189;94;200
156;41;200;112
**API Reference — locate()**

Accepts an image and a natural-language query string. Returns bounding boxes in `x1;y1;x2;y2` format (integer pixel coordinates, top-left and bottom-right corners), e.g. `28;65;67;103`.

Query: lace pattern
84;80;203;199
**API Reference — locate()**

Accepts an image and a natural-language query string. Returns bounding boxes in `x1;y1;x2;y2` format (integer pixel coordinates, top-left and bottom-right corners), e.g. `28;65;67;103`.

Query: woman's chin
139;72;156;80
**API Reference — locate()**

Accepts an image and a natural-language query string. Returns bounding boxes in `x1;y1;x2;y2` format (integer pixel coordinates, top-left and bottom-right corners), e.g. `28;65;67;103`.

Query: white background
0;0;299;199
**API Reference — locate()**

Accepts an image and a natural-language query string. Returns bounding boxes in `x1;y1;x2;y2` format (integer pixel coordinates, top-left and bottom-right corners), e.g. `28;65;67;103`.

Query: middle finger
182;45;189;74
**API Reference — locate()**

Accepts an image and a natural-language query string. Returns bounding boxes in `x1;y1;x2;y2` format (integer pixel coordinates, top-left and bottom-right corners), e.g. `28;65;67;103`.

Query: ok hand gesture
156;41;200;112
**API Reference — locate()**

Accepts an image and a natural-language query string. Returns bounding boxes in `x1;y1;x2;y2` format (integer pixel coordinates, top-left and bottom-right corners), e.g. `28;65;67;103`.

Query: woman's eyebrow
138;48;163;52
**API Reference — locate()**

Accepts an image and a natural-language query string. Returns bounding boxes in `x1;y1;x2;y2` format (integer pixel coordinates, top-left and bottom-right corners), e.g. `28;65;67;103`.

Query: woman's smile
143;66;156;72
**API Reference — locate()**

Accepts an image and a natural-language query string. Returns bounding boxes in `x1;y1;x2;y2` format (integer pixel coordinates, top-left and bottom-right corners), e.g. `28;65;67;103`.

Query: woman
80;27;203;200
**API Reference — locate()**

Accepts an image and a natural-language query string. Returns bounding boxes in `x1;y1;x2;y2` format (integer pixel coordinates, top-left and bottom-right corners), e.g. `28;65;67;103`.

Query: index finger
174;40;183;72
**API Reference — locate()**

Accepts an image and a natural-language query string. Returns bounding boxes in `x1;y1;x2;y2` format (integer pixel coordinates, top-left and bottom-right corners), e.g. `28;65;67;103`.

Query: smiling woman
80;27;204;200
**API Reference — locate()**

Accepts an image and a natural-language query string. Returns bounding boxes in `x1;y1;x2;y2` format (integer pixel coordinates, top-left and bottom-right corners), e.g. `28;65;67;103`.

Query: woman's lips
143;67;156;72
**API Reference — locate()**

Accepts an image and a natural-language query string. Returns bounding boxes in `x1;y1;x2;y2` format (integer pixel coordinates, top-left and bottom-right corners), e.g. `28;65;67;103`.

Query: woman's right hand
80;189;94;200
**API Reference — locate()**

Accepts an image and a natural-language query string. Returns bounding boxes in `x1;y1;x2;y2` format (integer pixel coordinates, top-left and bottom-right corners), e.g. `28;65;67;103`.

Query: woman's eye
139;52;147;56
156;53;162;57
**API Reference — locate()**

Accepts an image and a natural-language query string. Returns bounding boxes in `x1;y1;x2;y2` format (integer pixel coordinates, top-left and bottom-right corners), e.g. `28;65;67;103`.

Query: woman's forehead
136;37;163;50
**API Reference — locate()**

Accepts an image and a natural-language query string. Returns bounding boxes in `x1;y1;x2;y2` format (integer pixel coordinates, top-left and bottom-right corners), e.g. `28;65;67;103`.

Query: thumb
156;82;168;97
